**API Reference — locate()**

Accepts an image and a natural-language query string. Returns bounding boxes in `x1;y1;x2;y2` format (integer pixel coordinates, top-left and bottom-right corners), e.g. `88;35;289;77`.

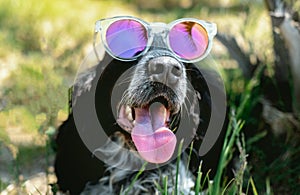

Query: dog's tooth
125;105;133;121
125;105;131;113
117;105;134;131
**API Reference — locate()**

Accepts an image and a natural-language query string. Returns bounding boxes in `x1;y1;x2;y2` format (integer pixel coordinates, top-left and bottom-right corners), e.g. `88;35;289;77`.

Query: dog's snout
148;56;183;85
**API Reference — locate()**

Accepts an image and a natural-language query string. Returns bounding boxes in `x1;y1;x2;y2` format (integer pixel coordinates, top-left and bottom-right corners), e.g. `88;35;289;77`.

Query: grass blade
250;177;258;195
186;141;194;175
123;162;147;195
175;139;184;195
194;161;203;194
211;109;245;195
153;180;163;194
221;178;235;195
163;175;168;195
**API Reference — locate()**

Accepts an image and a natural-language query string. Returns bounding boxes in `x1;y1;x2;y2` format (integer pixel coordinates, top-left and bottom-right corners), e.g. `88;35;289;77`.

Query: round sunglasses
94;16;217;63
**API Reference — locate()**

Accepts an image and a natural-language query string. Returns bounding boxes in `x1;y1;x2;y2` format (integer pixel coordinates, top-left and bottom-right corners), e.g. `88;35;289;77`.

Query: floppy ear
185;63;211;138
184;63;211;173
54;52;135;193
184;63;226;178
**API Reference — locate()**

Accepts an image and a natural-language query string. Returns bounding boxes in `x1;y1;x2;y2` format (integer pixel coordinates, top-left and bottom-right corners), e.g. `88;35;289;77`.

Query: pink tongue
131;102;177;164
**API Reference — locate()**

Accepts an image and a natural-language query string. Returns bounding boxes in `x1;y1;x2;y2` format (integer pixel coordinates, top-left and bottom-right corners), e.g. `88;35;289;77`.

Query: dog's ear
185;63;212;137
55;52;135;193
184;63;212;173
184;63;227;178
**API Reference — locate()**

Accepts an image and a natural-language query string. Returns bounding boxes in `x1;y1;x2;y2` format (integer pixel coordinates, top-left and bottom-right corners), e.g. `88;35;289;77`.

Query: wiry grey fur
82;132;197;195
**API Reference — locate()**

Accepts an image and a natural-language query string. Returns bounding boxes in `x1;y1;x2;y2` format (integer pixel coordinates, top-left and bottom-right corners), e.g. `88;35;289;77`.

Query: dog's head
116;46;188;163
72;16;225;170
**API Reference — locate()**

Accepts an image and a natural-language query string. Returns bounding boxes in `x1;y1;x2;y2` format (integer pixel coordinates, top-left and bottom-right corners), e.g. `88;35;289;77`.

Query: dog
54;16;226;194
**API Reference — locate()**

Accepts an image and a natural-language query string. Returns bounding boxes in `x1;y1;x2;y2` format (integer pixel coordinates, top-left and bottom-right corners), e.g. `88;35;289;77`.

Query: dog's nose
148;56;183;85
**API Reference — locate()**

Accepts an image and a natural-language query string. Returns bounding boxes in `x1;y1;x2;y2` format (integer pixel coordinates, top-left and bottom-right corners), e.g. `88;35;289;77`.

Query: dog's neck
83;131;196;194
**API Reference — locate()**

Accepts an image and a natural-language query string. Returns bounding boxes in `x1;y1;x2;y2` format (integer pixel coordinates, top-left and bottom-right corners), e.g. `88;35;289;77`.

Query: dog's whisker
182;90;193;112
182;101;189;114
184;68;195;71
115;77;133;87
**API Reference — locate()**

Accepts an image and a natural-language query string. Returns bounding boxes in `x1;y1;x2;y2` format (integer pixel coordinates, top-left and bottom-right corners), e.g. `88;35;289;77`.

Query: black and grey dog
54;22;226;195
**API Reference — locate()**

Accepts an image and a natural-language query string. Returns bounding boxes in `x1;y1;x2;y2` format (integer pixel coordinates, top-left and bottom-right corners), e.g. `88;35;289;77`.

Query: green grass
0;0;124;192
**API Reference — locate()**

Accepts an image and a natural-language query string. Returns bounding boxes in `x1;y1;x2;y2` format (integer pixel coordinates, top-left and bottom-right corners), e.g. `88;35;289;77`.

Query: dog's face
116;47;187;163
86;39;213;171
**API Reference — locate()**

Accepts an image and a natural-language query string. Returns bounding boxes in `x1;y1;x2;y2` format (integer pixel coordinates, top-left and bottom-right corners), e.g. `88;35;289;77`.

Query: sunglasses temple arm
93;20;103;62
93;31;102;62
208;23;217;37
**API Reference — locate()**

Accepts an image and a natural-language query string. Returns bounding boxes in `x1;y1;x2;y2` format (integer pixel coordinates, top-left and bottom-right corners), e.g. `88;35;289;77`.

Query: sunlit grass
0;0;140;192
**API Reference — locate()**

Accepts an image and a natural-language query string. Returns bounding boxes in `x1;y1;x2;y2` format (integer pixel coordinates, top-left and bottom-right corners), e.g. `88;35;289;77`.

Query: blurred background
0;0;299;194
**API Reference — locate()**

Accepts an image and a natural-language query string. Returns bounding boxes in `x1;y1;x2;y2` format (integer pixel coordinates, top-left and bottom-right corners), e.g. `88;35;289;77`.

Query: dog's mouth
117;95;177;164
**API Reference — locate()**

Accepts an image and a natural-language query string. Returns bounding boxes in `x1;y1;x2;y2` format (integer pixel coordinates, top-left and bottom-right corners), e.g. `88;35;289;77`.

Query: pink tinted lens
169;21;209;60
106;19;148;59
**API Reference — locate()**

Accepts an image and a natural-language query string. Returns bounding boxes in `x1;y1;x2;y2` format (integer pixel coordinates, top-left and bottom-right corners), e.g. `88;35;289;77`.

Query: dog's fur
54;37;226;194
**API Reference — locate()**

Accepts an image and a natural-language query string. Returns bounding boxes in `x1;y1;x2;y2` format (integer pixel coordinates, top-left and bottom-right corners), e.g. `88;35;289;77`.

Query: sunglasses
94;16;217;63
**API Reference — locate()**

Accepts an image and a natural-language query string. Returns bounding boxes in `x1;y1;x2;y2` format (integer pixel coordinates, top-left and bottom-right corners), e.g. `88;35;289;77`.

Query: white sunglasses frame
94;16;217;63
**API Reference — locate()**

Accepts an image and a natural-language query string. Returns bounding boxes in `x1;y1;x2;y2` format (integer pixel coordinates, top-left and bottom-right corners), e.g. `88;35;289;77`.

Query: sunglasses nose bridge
147;22;169;50
148;22;168;37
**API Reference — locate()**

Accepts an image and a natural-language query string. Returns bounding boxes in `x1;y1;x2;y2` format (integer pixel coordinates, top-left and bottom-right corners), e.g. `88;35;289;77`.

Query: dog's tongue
131;102;177;164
